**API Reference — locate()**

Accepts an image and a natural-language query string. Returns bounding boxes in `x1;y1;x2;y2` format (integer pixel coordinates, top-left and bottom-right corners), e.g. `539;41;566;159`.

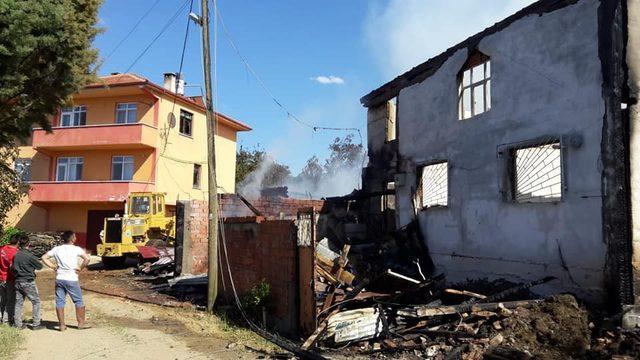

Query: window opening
111;156;134;181
116;103;138;124
179;110;193;136
60;106;87;127
458;52;491;120
56;157;83;181
514;142;562;203
420;162;448;208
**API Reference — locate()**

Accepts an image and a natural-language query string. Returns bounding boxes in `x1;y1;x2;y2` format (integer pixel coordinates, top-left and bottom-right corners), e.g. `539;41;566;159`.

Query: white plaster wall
394;0;606;301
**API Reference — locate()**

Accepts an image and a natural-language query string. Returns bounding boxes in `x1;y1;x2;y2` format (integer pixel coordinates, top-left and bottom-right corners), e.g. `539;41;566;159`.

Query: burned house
361;0;640;308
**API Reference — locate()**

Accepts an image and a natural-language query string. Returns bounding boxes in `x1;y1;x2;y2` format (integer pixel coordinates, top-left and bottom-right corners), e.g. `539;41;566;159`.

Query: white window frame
115;103;138;124
56;157;84;181
420;161;449;209
60;105;87;127
14;158;31;182
111;156;134;181
458;58;491;120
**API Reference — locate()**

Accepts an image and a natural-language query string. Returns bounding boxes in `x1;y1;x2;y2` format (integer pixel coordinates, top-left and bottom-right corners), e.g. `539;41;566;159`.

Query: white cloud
364;0;536;79
311;75;345;85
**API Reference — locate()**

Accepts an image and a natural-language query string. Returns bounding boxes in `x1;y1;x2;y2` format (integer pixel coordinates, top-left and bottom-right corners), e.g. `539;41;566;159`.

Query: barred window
514;142;562;203
420;162;448;208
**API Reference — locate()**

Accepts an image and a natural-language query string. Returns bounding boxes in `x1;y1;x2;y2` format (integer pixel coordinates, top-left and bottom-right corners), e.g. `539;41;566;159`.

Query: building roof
85;73;252;132
360;0;578;108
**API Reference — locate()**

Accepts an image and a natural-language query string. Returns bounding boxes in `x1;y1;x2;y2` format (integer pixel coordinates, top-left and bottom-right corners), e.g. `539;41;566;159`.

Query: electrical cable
124;0;191;75
102;0;163;65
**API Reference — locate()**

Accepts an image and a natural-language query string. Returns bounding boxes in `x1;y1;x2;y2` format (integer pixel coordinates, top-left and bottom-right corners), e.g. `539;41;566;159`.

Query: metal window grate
421;162;448;208
514;142;562;202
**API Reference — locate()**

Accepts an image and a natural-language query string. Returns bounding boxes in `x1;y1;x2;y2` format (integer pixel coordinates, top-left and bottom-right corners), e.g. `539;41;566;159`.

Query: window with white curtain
111;156;134;181
60;106;87;127
116;103;138;124
56;157;83;181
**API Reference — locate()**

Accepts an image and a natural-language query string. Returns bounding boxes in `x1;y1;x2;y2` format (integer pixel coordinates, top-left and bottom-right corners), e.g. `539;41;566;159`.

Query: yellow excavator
97;192;175;268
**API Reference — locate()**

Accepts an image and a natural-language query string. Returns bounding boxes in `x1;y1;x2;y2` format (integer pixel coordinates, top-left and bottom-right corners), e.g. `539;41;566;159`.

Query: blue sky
94;0;535;173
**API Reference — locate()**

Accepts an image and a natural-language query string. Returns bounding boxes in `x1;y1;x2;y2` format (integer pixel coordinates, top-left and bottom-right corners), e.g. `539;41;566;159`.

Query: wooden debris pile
300;273;620;359
27;232;63;257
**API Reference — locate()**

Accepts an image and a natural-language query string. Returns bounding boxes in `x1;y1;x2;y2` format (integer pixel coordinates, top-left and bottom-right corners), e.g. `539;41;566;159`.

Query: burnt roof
360;0;580;108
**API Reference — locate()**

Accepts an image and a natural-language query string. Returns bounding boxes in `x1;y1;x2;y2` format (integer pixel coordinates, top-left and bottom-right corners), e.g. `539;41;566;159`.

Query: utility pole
200;0;219;312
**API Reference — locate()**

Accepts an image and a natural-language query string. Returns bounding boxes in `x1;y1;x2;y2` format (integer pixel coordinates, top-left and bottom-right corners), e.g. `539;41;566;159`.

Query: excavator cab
97;192;175;268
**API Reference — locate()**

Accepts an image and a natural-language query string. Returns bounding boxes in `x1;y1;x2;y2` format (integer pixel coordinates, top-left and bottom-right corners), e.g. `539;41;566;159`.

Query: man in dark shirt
12;236;43;330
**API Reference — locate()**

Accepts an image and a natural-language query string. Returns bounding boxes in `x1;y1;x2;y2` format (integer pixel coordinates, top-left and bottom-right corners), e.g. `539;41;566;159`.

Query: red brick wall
219;194;325;219
183;200;209;275
178;198;322;334
219;218;299;333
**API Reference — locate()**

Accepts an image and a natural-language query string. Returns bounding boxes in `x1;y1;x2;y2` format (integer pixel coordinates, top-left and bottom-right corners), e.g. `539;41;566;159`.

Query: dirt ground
13;269;278;360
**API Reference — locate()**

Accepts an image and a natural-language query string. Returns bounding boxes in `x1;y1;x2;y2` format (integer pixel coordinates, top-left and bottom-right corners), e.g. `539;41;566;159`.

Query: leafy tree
261;162;291;188
299;155;323;186
236;145;265;185
324;134;364;174
0;146;27;228
0;0;101;228
0;0;102;142
236;145;291;189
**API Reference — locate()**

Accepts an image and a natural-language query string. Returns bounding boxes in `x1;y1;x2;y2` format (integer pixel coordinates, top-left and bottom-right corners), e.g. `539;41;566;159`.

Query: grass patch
0;324;23;358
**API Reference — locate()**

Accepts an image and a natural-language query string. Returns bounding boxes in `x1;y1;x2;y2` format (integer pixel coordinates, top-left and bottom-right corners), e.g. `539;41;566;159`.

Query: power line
215;5;364;140
124;0;192;74
102;0;163;64
215;6;313;129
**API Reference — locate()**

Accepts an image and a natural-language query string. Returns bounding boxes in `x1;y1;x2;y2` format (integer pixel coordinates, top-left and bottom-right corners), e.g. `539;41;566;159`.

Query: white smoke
238;153;364;200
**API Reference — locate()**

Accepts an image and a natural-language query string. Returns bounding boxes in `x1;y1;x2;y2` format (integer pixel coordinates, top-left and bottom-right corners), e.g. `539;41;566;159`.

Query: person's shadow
39;320;90;330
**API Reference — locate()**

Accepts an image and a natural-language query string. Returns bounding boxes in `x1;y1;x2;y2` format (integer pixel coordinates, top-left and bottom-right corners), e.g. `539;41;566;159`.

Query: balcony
32;123;157;151
29;181;155;203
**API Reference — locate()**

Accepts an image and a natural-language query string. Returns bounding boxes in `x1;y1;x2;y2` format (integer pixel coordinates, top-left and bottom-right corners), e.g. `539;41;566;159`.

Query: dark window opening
193;164;201;189
179;110;193;136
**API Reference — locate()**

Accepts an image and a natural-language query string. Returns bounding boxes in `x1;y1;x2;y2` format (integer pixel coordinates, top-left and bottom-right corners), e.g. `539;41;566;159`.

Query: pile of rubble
303;223;640;359
304;265;640;359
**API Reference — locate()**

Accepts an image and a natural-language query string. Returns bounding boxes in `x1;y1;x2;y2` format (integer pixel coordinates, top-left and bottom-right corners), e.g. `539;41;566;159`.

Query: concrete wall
392;0;606;301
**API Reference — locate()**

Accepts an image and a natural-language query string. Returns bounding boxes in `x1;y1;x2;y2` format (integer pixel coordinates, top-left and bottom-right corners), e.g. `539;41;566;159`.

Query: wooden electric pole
201;0;219;312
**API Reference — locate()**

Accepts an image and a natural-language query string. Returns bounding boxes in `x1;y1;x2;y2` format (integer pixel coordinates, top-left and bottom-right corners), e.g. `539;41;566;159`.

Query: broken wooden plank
444;288;487;299
301;309;339;350
397;299;541;318
386;269;421;284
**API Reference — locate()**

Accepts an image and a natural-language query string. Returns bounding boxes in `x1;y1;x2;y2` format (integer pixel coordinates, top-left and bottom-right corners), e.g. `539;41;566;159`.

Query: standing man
42;231;91;331
0;234;20;325
12;235;43;330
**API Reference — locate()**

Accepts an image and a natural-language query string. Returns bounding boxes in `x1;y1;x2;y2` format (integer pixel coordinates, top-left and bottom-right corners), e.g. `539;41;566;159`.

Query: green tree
324;134;364;174
0;147;26;228
299;155;323;186
0;0;102;142
0;0;102;228
261;161;291;188
236;146;291;188
236;145;265;185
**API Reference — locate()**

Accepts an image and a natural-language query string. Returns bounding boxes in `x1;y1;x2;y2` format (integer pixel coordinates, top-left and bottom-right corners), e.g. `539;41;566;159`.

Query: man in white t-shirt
42;231;91;331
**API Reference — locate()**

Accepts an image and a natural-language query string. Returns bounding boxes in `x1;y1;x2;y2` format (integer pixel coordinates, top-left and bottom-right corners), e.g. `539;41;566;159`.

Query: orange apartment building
8;73;251;253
